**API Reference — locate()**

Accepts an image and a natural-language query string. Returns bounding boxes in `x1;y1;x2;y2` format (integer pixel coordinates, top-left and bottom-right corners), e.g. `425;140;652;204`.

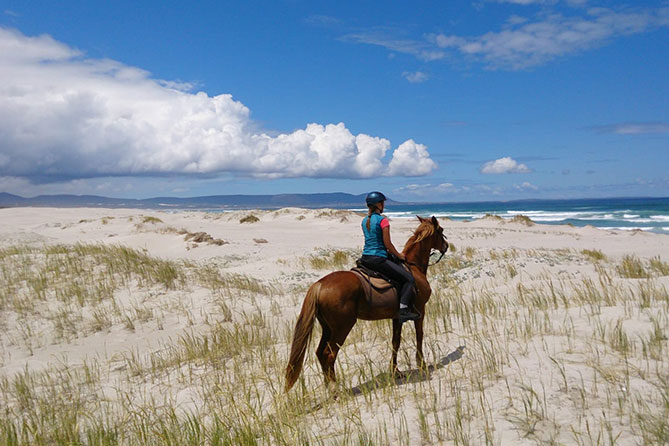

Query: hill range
0;192;401;209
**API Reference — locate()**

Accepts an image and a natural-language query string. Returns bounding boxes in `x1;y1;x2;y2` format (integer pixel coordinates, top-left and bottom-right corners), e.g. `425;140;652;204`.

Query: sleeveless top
362;213;389;257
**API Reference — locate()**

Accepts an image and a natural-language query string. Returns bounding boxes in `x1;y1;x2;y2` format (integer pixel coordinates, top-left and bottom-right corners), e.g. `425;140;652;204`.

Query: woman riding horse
285;197;448;393
359;191;420;323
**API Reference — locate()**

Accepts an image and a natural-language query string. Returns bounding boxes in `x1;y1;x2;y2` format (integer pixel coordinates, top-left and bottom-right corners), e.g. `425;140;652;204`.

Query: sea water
364;197;669;235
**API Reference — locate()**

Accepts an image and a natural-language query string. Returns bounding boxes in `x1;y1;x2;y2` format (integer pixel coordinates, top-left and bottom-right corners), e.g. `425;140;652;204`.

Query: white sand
1;207;668;444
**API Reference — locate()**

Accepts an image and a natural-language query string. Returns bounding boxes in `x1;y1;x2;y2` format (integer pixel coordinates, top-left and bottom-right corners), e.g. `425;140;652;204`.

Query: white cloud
341;31;446;61
402;71;429;83
350;6;668;70
481;157;532;174
399;182;457;195
0;28;436;183
433;7;669;69
514;181;538;190
386;140;438;177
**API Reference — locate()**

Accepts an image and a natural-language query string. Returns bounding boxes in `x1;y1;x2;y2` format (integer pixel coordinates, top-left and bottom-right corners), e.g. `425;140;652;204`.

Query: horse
285;215;448;393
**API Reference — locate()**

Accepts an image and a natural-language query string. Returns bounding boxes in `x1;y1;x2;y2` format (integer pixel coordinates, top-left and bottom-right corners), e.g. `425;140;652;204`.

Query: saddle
350;258;400;303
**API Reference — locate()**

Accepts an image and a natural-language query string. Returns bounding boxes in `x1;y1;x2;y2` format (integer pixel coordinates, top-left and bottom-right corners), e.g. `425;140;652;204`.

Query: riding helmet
365;191;386;206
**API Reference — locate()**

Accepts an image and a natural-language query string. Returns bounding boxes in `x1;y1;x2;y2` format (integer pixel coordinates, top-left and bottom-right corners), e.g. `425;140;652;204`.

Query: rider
360;191;420;323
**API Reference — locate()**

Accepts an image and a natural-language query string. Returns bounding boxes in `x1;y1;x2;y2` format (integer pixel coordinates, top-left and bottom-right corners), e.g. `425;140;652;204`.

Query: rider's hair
366;203;381;230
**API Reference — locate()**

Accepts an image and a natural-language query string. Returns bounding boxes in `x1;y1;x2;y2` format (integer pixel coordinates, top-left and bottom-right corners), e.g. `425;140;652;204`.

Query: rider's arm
381;221;406;261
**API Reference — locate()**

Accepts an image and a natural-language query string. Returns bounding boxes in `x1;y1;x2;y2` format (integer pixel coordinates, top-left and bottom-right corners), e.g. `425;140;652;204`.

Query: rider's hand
396;253;406;262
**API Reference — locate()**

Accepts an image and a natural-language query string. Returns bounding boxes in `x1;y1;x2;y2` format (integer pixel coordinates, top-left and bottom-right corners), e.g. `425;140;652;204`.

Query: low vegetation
306;248;358;270
509;214;535;226
239;214;260;224
581;248;607;262
184;231;227;246
0;239;668;445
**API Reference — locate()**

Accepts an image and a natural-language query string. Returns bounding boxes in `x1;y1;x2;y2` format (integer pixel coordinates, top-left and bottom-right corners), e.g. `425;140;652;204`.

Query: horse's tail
285;281;321;392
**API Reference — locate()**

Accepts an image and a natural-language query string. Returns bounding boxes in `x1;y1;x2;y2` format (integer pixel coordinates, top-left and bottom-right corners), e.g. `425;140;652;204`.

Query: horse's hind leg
319;318;355;394
315;318;331;376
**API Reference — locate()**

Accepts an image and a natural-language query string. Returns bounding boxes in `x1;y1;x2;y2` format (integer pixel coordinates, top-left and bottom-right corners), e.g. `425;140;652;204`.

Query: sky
0;0;668;202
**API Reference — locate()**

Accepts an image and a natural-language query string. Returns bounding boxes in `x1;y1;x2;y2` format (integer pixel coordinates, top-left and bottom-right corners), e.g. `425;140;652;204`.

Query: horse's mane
403;218;436;252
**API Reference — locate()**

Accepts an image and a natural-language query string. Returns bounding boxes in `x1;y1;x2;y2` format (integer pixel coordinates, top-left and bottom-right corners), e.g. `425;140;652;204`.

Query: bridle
407;233;448;270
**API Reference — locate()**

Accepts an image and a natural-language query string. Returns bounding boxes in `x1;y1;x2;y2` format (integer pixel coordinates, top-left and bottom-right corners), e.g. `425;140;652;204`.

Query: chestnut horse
285;216;448;392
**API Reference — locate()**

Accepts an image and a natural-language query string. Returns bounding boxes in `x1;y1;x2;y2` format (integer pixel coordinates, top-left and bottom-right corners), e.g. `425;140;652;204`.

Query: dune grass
0;241;668;445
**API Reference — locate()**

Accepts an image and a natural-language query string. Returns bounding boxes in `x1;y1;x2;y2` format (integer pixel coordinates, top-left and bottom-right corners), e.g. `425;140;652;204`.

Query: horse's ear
417;215;425;222
431;216;439;226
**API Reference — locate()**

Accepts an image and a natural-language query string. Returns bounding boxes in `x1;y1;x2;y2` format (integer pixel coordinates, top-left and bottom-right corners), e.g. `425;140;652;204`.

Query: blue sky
0;0;667;202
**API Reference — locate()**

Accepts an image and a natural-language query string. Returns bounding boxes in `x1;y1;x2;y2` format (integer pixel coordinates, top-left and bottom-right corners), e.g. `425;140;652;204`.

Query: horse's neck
404;240;431;274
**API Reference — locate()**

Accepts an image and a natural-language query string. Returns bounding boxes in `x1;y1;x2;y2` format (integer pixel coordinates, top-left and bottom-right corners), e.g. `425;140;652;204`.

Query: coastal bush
184;231;227;246
239;214;259;224
509;214;535;226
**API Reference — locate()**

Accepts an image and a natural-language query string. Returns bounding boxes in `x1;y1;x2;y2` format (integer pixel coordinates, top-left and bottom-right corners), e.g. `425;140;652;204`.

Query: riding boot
397;307;420;323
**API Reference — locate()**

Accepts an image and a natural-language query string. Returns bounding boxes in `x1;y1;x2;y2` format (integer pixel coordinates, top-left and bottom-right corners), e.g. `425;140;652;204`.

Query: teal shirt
362;213;388;257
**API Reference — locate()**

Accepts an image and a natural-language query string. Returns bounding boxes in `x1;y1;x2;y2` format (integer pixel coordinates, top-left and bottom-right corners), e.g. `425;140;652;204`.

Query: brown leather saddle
350;260;401;304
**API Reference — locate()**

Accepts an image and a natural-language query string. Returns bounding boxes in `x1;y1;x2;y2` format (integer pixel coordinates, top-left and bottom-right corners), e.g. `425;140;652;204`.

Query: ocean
359;197;669;235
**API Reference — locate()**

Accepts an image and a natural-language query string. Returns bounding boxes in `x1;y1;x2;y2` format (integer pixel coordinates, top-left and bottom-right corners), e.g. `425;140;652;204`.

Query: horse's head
417;215;449;254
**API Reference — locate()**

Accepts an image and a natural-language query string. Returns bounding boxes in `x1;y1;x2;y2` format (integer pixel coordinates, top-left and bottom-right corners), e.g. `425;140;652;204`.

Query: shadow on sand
349;345;466;396
308;346;465;412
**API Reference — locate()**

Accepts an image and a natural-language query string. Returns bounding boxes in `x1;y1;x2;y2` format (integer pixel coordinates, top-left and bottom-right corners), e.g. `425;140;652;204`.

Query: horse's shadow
348;345;466;396
309;345;465;412
308;345;466;412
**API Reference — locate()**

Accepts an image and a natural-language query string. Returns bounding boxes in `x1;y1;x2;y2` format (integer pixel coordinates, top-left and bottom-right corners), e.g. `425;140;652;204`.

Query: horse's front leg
391;319;402;377
414;316;428;371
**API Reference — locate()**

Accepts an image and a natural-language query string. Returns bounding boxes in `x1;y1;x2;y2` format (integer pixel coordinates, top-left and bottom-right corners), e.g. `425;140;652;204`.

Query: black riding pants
360;255;415;306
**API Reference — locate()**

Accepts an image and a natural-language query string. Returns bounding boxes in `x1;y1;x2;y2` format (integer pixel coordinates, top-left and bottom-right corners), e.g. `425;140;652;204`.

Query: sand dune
1;207;668;444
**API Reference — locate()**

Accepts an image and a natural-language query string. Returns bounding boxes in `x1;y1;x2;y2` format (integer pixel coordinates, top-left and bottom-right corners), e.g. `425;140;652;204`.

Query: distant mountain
0;192;401;209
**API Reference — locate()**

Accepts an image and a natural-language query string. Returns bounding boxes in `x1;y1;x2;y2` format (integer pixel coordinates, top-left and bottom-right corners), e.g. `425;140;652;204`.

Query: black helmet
365;191;386;206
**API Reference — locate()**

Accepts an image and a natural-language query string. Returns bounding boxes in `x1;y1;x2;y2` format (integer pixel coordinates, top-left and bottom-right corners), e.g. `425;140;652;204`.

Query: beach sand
1;207;668;444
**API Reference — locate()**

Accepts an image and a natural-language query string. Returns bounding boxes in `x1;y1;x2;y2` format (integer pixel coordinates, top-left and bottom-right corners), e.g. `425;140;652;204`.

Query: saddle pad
350;267;395;291
350;268;398;305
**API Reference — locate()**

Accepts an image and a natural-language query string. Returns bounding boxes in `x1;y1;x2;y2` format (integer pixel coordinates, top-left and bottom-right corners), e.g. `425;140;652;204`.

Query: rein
408;249;446;270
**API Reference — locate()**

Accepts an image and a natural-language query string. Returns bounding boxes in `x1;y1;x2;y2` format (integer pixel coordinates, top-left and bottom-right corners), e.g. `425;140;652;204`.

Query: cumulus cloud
0;28;436;183
386;140;437;176
480;157;532;174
